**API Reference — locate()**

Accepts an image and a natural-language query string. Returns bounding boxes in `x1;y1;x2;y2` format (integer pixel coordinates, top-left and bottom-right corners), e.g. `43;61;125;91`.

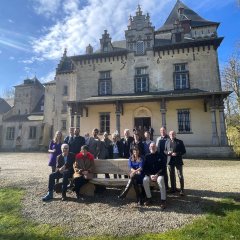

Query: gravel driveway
0;152;239;237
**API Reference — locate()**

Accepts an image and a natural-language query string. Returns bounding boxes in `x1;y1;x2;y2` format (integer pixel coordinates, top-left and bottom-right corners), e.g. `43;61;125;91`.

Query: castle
0;1;233;157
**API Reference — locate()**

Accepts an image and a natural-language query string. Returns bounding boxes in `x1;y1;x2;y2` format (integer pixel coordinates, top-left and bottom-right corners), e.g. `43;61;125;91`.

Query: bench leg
79;182;95;197
125;186;136;200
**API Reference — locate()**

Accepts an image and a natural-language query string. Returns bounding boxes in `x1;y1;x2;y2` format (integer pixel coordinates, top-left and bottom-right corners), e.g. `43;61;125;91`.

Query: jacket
73;152;95;179
164;138;186;166
56;152;75;175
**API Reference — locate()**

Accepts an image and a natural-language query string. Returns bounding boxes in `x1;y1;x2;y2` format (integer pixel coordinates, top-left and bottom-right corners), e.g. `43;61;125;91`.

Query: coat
73;152;95;179
164;138;186;166
56;152;75;175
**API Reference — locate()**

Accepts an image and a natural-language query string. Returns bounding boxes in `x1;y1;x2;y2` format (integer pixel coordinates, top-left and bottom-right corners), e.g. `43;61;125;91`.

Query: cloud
39;70;56;83
31;0;235;61
31;0;173;60
8;19;14;23
0;38;30;52
32;0;61;18
9;56;15;60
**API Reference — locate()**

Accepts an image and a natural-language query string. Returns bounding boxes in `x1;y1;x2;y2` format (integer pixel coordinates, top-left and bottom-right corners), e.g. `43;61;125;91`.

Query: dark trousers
164;168;169;190
168;165;184;191
74;176;89;194
48;171;72;193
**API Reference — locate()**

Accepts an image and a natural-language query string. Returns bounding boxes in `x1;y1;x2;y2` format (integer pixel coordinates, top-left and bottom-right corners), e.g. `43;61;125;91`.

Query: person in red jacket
73;145;95;200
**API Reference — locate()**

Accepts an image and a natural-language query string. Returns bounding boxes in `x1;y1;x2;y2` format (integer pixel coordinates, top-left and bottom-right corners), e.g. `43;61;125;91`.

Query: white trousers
143;175;166;200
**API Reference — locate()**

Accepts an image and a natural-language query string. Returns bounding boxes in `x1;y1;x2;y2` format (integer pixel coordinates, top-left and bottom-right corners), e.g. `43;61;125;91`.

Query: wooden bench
79;159;158;199
79;159;130;197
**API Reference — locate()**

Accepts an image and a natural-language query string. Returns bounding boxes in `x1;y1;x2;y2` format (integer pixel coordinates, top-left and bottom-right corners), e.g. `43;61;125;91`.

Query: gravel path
0;153;239;237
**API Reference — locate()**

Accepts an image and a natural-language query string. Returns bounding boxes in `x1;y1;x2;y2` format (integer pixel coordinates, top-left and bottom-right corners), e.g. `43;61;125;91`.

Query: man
64;127;75;153
164;130;186;196
156;127;170;190
88;128;101;158
120;129;134;159
142;143;166;209
143;131;154;155
42;143;75;201
71;128;86;155
73;145;95;200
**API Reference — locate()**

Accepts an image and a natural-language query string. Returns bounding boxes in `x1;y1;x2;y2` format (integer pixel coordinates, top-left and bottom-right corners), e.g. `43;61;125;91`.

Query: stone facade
0;1;234;157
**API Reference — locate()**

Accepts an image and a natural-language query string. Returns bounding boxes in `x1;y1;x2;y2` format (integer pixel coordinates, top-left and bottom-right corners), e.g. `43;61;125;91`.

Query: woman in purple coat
48;131;63;172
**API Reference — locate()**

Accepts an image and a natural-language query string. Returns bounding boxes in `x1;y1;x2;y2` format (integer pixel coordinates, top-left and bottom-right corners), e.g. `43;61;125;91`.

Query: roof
157;0;219;32
14;77;43;88
3;114;44;122
32;95;44;113
56;56;74;74
43;80;56;86
0;98;11;114
68;89;231;105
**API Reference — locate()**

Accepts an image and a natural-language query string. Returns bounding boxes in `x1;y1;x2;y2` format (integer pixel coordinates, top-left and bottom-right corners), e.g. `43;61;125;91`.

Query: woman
130;133;145;157
48;131;62;172
110;132;123;179
118;147;145;205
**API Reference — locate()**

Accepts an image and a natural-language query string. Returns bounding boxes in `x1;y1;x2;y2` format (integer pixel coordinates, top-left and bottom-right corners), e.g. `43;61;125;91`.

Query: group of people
43;126;186;209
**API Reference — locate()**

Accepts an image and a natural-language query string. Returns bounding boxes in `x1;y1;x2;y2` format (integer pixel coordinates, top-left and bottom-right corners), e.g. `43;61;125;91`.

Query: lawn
0;188;240;240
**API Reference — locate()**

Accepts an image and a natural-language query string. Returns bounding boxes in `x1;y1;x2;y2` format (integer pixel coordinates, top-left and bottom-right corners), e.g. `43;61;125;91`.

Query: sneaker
42;191;53;201
144;198;152;206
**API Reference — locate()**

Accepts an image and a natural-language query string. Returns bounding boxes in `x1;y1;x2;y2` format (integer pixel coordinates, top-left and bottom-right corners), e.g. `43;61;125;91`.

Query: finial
63;48;67;57
136;4;142;16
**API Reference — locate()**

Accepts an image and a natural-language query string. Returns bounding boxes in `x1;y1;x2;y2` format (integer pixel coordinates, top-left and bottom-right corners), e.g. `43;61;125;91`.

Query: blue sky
0;0;239;96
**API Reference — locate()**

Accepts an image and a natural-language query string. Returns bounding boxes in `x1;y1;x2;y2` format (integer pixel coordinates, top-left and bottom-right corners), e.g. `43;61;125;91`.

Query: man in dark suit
164;130;186;196
120;129;134;159
71;128;85;155
64;127;75;153
156;127;170;191
42;143;75;201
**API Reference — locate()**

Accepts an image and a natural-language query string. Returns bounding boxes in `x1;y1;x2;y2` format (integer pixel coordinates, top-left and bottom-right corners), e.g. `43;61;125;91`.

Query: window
62;102;67;113
29;126;37;139
61;120;67;131
135;67;149;93
177;109;191;133
76;116;80;128
136;41;144;55
174;63;189;90
99;71;112;95
99;113;110;134
63;85;68;96
6;127;15;140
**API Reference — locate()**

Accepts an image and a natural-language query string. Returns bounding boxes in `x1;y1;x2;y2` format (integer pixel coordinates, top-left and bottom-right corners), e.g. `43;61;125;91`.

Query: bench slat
90;178;128;186
94;159;129;175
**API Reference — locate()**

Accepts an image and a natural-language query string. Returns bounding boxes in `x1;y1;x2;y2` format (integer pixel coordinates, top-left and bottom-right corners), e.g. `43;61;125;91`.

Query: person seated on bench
42;143;75;201
73;145;95;200
118;147;145;205
143;143;166;209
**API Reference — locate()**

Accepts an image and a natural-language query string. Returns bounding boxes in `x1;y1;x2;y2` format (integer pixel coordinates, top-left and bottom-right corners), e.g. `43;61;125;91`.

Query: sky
0;0;239;96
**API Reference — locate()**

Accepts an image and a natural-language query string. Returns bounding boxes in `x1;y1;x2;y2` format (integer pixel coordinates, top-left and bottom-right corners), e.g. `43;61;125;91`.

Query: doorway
134;117;151;130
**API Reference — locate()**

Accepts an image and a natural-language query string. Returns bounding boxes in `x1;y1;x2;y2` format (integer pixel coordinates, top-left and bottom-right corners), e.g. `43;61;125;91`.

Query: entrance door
134;117;151;130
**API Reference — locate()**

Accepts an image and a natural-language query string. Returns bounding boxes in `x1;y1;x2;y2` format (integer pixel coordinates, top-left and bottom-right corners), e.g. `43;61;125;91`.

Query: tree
222;42;240;135
0;87;15;99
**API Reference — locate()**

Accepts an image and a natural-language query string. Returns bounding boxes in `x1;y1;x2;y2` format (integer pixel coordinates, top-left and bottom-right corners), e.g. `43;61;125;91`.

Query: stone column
160;98;167;129
210;107;219;145
219;106;228;145
115;101;122;135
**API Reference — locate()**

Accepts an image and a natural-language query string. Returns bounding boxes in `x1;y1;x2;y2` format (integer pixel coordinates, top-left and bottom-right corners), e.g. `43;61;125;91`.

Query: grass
1;188;240;240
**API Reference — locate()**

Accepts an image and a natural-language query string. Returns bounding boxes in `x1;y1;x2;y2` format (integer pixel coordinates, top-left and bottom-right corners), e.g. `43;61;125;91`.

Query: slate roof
157;0;219;32
3;113;44;122
0;98;11;114
68;89;231;105
56;57;74;74
32;95;44;113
